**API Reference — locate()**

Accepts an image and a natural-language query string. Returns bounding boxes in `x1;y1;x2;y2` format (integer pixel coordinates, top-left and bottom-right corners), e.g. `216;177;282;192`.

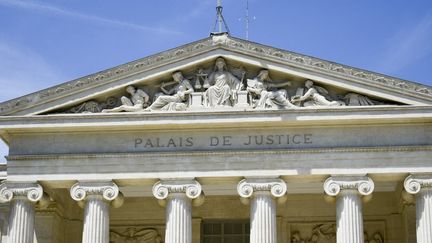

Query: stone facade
0;34;431;243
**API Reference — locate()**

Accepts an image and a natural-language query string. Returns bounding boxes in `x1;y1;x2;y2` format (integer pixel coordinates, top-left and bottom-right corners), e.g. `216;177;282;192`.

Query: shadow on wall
0;140;7;164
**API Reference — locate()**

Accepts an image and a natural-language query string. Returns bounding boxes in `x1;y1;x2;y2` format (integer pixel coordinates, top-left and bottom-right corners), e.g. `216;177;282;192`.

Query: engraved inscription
134;133;313;150
134;137;194;148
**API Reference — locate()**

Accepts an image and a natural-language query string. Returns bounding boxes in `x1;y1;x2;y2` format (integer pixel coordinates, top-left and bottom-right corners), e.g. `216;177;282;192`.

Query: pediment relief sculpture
2;35;431;116
58;57;397;114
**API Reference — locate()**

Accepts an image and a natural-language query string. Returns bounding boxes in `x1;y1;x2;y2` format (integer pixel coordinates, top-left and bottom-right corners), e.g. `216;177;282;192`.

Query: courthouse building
0;33;431;243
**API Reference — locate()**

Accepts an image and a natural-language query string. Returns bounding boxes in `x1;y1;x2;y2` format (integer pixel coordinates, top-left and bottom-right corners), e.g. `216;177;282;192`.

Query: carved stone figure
102;86;150;113
110;227;162;243
343;93;383;106
246;69;295;109
66;97;119;113
145;71;193;111
203;57;242;107
291;80;345;107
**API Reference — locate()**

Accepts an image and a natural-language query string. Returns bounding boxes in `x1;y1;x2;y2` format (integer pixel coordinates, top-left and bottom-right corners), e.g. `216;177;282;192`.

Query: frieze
110;227;162;243
290;222;384;243
0;34;430;115
7;145;432;161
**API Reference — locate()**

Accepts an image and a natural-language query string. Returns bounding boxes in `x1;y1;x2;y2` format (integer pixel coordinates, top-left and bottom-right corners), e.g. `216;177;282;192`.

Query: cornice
0;105;431;130
0;35;431;116
6;145;432;161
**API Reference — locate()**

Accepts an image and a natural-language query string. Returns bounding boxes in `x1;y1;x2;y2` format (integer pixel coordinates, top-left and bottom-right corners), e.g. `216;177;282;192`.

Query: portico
0;35;431;242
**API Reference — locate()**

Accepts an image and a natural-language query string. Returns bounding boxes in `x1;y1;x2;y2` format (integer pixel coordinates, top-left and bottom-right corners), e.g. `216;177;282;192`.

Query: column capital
237;178;287;204
70;181;123;208
0;181;47;204
152;179;204;207
404;174;432;195
324;176;374;197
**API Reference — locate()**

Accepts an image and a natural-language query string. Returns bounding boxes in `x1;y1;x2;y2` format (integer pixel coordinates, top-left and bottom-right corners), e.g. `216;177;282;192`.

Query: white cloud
0;0;181;35
0;41;63;102
379;13;432;73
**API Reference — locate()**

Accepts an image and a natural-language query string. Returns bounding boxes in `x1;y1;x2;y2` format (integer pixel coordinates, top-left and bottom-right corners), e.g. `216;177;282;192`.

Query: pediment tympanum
53;56;398;114
1;34;431;116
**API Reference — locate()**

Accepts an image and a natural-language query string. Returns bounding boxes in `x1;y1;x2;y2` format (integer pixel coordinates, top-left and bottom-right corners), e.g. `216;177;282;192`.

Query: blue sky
0;0;432;162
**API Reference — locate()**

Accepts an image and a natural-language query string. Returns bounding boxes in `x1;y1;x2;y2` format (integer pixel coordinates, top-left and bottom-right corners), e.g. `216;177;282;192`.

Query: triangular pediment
1;34;432;116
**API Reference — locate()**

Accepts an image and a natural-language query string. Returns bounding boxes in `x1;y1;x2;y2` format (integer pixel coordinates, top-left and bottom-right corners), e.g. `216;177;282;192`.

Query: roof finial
211;0;230;36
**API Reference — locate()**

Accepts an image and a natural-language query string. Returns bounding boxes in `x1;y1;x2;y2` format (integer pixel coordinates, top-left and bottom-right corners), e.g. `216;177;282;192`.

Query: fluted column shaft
152;179;204;243
70;181;123;243
0;182;46;243
82;196;110;243
250;192;276;243
324;176;374;243
336;190;363;243
404;175;432;243
237;178;287;243
8;199;35;243
416;188;432;242
165;193;192;243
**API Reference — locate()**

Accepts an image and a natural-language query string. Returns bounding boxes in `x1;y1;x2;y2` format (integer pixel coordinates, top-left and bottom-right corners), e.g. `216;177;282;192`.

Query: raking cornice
0;34;431;115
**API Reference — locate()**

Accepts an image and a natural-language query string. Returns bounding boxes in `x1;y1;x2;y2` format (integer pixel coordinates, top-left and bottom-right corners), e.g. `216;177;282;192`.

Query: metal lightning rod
212;0;230;34
217;0;222;33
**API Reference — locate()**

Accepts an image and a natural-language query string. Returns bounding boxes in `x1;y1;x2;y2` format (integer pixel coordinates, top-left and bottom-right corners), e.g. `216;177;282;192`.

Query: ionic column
0;182;49;243
323;176;374;243
237;178;287;243
404;175;432;243
70;181;123;243
152;179;204;243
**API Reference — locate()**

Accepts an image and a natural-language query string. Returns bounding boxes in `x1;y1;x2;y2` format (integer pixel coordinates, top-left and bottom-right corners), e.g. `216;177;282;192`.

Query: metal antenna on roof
211;0;230;35
239;0;256;40
245;0;250;40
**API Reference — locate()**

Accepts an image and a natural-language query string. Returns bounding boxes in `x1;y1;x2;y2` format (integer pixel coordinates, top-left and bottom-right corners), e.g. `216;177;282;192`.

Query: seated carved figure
291;80;345;107
246;69;295;109
204;57;242;107
102;86;149;113
145;71;193;111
